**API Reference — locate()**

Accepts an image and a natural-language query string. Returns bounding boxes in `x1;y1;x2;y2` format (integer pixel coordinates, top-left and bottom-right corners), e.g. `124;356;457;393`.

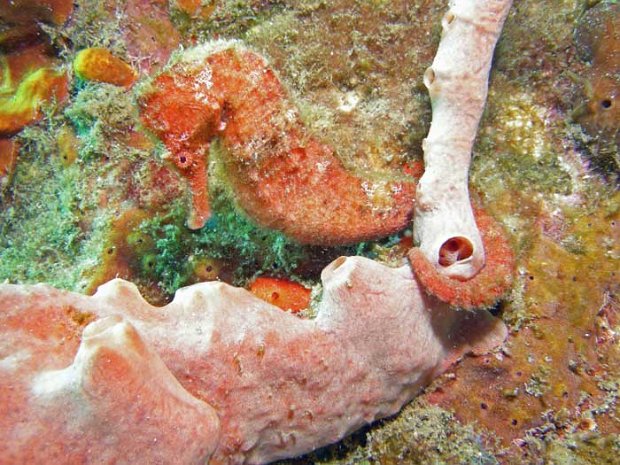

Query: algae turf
135;193;306;294
170;0;287;42
541;434;620;465
276;399;500;465
0;122;104;292
41;0;130;61
0;81;149;293
64;82;141;162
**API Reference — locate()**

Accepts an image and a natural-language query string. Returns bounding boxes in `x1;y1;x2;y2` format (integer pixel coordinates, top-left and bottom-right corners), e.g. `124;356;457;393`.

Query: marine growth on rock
6;0;615;464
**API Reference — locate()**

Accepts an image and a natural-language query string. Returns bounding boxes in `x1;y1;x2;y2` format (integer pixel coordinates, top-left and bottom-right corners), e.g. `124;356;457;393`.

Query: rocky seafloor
0;0;618;464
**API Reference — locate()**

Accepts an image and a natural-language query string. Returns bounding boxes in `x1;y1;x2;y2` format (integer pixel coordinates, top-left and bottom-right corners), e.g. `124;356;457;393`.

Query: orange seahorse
140;42;417;245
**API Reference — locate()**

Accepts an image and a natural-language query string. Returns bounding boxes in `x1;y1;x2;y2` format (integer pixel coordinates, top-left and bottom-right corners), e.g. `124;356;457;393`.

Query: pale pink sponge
0;257;506;464
414;0;514;281
409;205;515;310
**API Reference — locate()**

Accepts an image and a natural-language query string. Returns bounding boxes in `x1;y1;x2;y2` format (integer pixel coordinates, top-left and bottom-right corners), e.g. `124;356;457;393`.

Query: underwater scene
0;0;618;464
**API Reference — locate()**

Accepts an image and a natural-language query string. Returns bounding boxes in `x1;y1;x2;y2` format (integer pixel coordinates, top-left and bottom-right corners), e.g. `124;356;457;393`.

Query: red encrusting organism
248;276;311;313
408;206;515;310
140;44;417;245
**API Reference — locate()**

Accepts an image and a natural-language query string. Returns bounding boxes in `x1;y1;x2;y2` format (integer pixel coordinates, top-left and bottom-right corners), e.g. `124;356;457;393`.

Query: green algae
0;122;105;291
64;82;142;160
136;196;306;292
524;365;552;398
1;80;153;293
134;181;370;295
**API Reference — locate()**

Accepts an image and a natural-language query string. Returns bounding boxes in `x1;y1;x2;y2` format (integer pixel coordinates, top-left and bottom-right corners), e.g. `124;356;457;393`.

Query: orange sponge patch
249;277;311;313
74;48;137;87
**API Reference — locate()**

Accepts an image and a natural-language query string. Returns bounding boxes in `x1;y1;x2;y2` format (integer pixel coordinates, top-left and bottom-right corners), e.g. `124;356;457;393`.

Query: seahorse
140;41;417;245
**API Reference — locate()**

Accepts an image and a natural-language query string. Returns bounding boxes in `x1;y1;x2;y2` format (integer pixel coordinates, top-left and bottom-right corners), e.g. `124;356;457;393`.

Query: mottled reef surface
0;0;619;464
